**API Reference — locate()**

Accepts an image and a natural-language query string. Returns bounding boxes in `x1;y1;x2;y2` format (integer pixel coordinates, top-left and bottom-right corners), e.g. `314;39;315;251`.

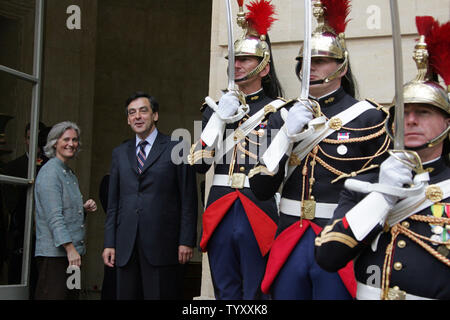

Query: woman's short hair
43;121;81;159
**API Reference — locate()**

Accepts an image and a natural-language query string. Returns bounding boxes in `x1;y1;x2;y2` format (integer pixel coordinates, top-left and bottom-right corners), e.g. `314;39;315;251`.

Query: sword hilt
297;98;321;118
388;149;427;174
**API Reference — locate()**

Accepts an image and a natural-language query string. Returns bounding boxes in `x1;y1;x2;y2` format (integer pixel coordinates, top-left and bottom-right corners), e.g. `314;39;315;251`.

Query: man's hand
178;245;193;265
102;248;116;267
379;153;414;207
286;100;314;135
217;91;240;119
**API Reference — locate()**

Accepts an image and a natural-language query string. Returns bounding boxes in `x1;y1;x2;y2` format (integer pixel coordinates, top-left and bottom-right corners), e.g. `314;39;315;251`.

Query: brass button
241;142;247;147
328;117;343;130
393;262;403;271
240;166;245;172
397;240;406;248
392;286;400;291
401;221;410;228
240;154;246;159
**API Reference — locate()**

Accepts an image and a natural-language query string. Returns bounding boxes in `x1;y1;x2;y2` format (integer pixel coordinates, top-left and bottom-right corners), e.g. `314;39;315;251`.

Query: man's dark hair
25;121;47;137
25;121;50;153
262;34;284;99
125;92;159;115
443;139;450;167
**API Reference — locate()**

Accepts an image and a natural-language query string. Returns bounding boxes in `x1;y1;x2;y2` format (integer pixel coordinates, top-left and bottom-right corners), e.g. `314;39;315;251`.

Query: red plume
321;0;352;34
237;0;244;7
245;0;277;36
427;21;450;86
415;16;438;37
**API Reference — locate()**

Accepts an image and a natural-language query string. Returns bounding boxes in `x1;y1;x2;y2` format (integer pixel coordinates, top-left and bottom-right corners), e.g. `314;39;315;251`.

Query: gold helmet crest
401;16;450;114
388;17;450;151
297;0;351;84
227;0;277;82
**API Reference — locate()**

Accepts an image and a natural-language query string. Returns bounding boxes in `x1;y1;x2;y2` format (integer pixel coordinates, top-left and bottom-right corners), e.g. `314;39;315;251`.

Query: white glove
379;153;414;207
286;100;314;136
217;91;240;119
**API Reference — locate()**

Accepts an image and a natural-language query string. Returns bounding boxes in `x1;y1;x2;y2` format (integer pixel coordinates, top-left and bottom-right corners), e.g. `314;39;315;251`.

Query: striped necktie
137;140;148;174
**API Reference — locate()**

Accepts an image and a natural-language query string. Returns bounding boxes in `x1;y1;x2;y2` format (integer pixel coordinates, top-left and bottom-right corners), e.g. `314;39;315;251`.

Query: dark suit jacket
104;131;198;267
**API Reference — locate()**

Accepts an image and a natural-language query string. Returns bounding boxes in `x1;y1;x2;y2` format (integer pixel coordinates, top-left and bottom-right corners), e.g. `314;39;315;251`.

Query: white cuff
286;123;315;142
201;112;225;147
263;125;291;173
346;192;391;241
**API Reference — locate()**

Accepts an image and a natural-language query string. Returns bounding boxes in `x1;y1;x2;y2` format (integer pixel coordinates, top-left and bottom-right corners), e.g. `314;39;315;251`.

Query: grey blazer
34;157;85;257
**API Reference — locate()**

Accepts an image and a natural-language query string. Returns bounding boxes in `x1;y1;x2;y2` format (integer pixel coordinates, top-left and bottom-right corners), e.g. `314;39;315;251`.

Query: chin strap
235;51;271;83
385;121;450;152
300;52;349;85
408;126;450;151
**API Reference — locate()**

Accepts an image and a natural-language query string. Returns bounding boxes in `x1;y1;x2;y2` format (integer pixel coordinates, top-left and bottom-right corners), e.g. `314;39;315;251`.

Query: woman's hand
83;199;97;212
63;243;81;267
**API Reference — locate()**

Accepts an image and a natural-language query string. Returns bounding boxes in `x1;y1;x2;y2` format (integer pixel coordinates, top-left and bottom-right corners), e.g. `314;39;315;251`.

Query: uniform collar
423;156;447;178
245;88;265;104
313;87;346;107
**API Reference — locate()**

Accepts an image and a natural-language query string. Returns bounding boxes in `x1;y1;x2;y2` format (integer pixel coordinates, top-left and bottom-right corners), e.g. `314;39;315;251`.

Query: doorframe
0;0;44;300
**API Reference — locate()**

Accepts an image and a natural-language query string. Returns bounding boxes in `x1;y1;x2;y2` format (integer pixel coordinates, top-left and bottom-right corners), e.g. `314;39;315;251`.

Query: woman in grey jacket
34;121;96;300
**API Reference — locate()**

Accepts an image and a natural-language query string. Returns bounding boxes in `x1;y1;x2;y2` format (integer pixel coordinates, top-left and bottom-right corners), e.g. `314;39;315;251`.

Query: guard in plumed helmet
297;0;351;92
188;0;290;300
315;16;450;300
249;0;390;299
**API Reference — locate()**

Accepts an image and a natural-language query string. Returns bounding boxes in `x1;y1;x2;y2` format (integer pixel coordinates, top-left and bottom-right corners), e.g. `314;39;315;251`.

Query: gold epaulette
276;96;288;102
365;98;383;110
365;98;391;115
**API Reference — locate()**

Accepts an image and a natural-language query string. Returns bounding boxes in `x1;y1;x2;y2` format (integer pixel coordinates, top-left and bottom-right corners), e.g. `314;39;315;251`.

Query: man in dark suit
102;92;198;300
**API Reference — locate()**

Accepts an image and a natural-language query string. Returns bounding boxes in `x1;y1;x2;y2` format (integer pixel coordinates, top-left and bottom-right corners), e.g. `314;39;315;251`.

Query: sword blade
226;0;235;91
390;0;405;150
300;0;312;100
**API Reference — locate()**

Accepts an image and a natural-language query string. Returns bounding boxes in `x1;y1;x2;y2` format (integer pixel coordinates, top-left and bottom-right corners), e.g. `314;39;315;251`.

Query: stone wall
199;0;450;300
